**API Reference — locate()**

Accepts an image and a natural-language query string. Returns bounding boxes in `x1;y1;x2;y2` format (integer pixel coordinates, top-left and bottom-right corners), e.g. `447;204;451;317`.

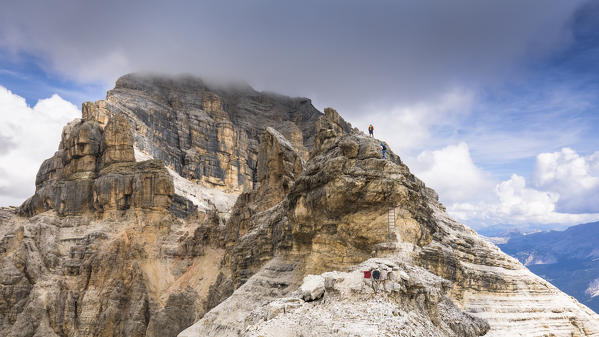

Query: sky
0;0;598;233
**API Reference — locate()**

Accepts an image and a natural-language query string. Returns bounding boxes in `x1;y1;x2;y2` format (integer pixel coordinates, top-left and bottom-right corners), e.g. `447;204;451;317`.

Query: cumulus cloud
0;86;79;206
447;173;599;229
495;175;559;222
348;88;474;154
586;278;599;298
411;142;492;204
410;143;599;229
533;148;599;213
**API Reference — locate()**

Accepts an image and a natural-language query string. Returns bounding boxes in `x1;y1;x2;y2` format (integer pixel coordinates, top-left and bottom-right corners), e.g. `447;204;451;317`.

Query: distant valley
496;221;599;314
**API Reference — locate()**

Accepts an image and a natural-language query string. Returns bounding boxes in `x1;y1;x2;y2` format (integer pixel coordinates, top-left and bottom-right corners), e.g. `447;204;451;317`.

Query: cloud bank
0;0;588;115
533;148;599;213
413;144;599;229
0;87;79;206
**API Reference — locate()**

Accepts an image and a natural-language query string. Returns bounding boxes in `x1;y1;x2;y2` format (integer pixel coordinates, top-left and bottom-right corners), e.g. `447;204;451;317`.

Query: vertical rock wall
81;74;321;194
19;115;174;217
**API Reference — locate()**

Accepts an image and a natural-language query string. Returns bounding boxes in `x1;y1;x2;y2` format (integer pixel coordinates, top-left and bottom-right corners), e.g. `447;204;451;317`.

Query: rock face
2;74;599;337
0;205;226;337
2;111;226;337
224;127;304;254
0;84;315;337
81;73;321;193
242;259;490;337
19;115;174;217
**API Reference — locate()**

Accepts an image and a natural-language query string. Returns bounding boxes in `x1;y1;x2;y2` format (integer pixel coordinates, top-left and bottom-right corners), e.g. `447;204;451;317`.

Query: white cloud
411;142;493;204
348;88;474;154
0;86;79;206
408;143;599;230
495;174;559;221
590;152;599;175
533;148;599;213
447;173;599;230
449;174;559;226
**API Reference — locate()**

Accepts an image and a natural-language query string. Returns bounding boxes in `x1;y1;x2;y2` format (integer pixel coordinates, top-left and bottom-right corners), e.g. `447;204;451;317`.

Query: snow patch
265;127;295;151
134;147;238;214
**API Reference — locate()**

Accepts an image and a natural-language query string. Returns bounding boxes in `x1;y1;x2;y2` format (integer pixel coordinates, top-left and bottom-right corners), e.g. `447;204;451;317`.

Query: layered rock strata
0;205;225;337
1;113;226;336
0;104;318;337
19;115;174;217
81;73;322;193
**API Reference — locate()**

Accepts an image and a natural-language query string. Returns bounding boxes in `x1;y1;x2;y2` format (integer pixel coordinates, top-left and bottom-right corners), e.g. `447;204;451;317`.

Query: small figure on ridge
368;123;374;137
381;142;387;159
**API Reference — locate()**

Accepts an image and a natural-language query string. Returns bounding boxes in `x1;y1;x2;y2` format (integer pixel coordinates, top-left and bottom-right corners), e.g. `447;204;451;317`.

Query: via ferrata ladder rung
387;206;396;236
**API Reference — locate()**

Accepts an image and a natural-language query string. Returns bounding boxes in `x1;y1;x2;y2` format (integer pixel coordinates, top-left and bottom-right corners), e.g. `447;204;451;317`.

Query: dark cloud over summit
0;0;588;114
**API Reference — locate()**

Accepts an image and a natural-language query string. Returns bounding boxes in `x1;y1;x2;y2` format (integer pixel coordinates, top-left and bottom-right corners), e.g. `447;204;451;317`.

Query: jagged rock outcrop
1;110;228;337
0;84;318;337
19;115;174;217
225;127;304;246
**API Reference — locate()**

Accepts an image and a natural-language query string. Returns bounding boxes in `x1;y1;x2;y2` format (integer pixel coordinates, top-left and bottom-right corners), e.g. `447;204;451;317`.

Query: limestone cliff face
2;112;225;337
224;127;304;247
82;73;320;193
0;205;228;337
0;91;318;337
19;115;174;217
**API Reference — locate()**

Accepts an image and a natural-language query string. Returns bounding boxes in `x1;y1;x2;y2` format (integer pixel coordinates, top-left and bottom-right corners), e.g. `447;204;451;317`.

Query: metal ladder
384;182;397;239
387;206;396;238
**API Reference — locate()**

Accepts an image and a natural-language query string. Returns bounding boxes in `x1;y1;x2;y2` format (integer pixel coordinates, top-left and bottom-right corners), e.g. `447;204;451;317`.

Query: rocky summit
1;73;598;337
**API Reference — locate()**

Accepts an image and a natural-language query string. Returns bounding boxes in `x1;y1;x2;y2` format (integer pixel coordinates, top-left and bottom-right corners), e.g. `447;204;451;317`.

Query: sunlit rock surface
19;115;174;217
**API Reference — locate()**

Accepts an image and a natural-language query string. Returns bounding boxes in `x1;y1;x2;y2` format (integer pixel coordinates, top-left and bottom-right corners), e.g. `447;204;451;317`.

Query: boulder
299;275;325;301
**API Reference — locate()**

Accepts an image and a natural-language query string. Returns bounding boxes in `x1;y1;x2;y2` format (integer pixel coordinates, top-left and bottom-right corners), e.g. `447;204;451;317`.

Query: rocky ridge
0;109;228;336
180;106;599;336
1;74;598;337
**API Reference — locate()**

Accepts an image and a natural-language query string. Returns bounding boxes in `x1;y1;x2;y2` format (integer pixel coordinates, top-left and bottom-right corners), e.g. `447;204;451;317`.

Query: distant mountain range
496;221;599;314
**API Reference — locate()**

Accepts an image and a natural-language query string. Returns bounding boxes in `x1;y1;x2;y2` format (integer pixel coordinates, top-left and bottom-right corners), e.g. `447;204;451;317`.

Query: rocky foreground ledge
1;74;598;337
